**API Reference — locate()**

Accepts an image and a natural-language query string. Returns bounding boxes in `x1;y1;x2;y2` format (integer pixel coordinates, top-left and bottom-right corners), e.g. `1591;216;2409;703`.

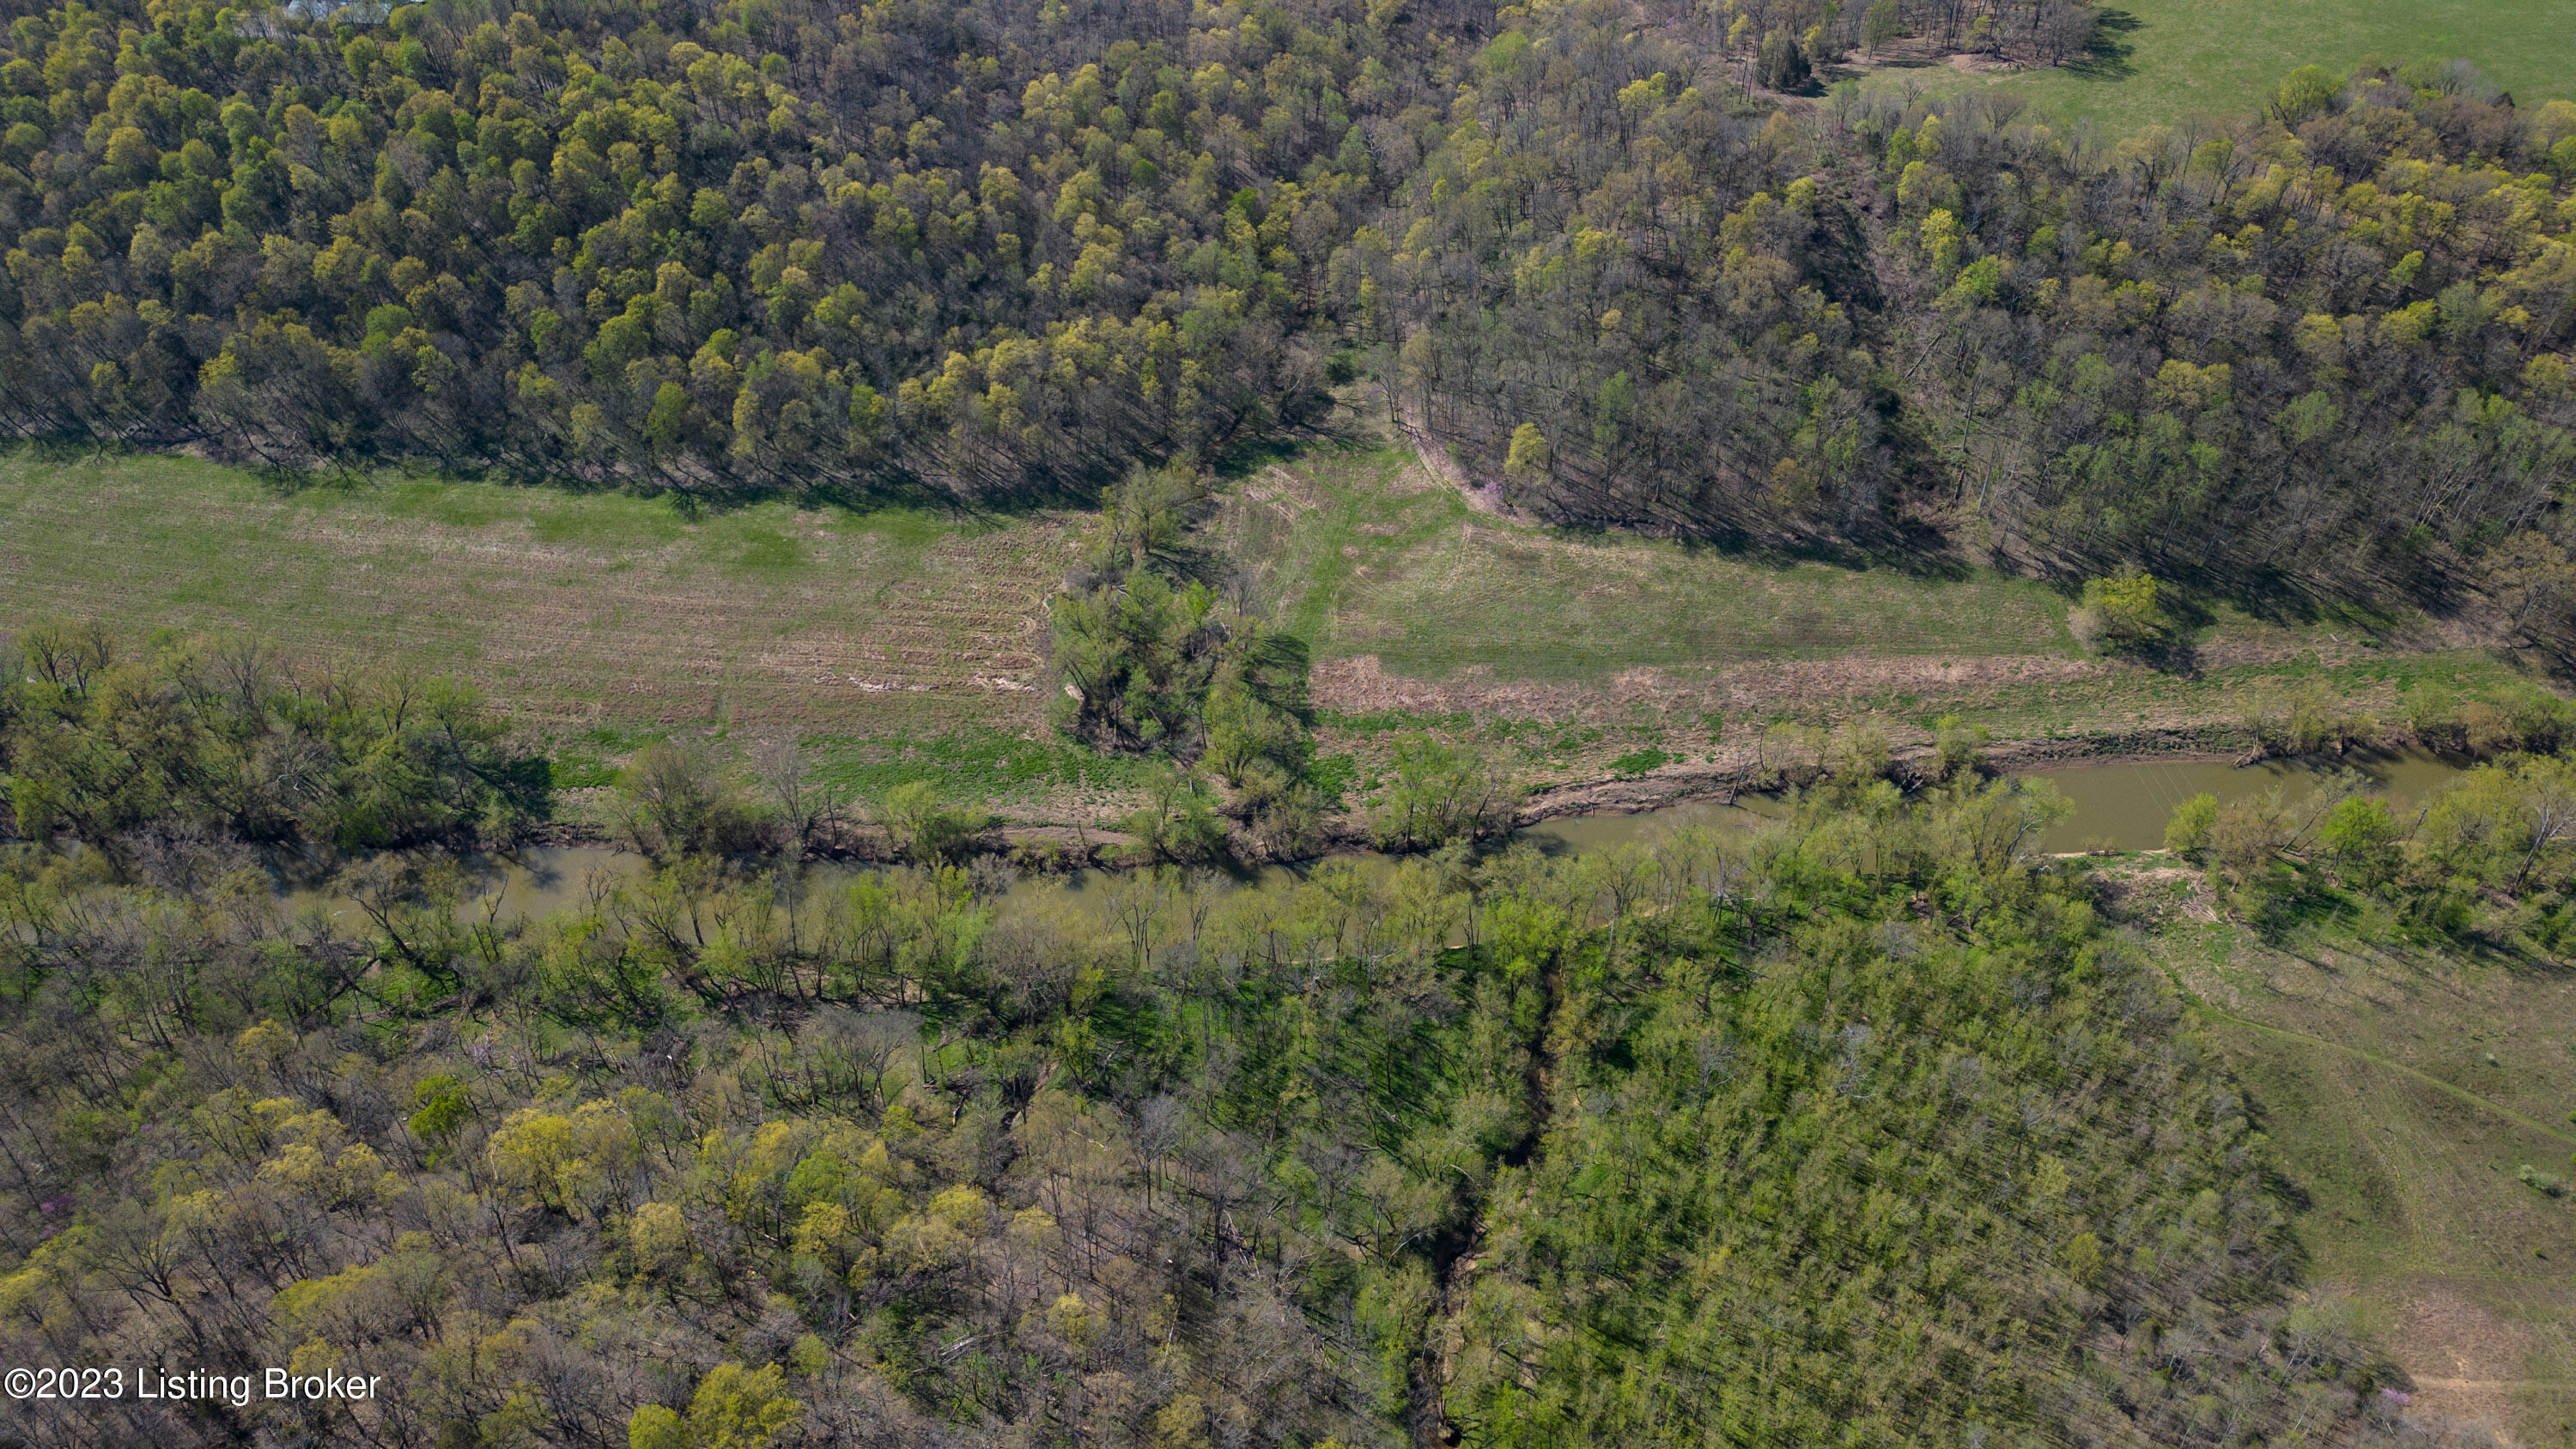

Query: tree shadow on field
1543;512;1982;587
2060;8;2140;81
1208;394;1382;482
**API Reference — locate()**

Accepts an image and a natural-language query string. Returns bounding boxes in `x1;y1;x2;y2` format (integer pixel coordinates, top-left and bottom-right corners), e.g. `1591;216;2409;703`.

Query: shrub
1120;767;1231;864
1820;719;1891;783
2073;570;2172;654
1612;748;1671;778
2403;682;2464;750
2165;793;2221;854
2209;795;2291;874
618;742;768;858
881;780;987;864
1934;715;1990;781
1372;736;1521;852
1757;722;1825;786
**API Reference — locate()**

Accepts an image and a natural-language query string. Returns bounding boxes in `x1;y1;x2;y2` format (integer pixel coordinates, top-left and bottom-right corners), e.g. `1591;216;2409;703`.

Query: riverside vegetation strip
12;646;2576;1444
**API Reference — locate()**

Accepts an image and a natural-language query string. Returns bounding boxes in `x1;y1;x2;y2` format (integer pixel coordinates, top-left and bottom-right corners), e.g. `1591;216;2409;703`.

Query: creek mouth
272;748;2469;925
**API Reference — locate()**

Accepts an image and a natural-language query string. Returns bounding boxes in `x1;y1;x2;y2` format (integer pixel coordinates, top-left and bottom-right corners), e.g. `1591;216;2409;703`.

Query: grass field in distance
1851;0;2576;139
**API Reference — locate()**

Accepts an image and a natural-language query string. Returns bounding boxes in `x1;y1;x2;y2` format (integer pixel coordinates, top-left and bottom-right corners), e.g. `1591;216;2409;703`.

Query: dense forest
1391;33;2576;589
1;0;2570;603
0;0;1473;491
0;646;2491;1446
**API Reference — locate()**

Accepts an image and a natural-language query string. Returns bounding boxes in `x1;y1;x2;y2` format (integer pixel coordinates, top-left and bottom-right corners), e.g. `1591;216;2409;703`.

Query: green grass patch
538;724;671;789
830;504;954;547
802;729;1163;812
1854;0;2576;140
2142;906;2576;1441
1306;753;1360;808
0;448;1060;747
1228;443;2075;682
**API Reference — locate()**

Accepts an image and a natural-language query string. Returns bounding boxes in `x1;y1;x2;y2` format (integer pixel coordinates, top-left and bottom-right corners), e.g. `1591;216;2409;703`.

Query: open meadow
2115;865;2576;1443
1850;0;2576;138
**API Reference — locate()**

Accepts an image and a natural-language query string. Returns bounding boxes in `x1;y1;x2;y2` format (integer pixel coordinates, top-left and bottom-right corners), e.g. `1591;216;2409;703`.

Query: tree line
10;0;2576;626
0;616;546;858
0;0;1479;493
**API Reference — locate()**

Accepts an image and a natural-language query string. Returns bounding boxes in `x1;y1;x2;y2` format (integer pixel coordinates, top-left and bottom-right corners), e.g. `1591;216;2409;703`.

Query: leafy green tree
2165;792;2221;855
1504;423;1551;484
629;1363;799;1449
617;742;764;859
1756;28;1811;91
2272;65;2345;123
1119;767;1230;864
2319;795;2400;882
880;781;985;864
2076;571;2173;654
1372;736;1520;852
1862;0;1903;54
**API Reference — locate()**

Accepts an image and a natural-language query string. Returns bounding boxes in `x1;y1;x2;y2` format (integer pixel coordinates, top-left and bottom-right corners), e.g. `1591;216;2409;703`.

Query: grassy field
0;437;2535;816
0;448;1106;801
2118;873;2576;1440
0;438;2109;812
1224;441;2077;677
1221;433;2543;788
1849;0;2576;140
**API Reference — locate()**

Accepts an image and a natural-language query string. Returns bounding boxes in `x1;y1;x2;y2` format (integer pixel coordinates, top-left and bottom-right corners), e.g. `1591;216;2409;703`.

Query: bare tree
750;736;842;850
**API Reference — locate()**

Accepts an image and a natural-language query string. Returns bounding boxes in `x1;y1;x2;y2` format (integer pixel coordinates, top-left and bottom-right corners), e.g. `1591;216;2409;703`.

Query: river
2026;748;2464;853
281;750;2470;925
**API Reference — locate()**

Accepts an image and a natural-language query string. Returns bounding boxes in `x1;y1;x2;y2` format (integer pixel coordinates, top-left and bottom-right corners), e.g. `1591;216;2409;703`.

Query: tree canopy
6;0;2573;614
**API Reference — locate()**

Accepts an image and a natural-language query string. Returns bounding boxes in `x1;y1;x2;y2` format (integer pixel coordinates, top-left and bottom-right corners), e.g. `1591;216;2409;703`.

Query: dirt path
2190;1004;2576;1147
2394;1291;2555;1443
1395;400;1511;518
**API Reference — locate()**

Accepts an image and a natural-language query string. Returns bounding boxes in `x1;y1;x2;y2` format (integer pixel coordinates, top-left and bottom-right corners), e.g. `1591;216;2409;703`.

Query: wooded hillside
5;0;2573;606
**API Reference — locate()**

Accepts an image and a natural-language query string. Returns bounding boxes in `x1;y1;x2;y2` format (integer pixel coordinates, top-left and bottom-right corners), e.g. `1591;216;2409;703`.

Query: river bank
459;729;2480;928
528;717;2436;870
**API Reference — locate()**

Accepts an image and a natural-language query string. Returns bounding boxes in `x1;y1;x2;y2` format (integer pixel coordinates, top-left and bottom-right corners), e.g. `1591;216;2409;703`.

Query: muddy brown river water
2025;748;2464;853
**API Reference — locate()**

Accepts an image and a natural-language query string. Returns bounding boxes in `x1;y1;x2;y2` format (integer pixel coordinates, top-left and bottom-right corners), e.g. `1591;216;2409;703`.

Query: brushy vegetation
2163;732;2576;943
0;616;546;855
1049;463;1337;858
0;741;2462;1449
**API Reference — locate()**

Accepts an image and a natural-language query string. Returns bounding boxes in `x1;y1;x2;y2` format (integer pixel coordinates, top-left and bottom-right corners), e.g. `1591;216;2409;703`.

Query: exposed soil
1315;650;2106;719
1397;401;1513;518
2391;1287;2547;1444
